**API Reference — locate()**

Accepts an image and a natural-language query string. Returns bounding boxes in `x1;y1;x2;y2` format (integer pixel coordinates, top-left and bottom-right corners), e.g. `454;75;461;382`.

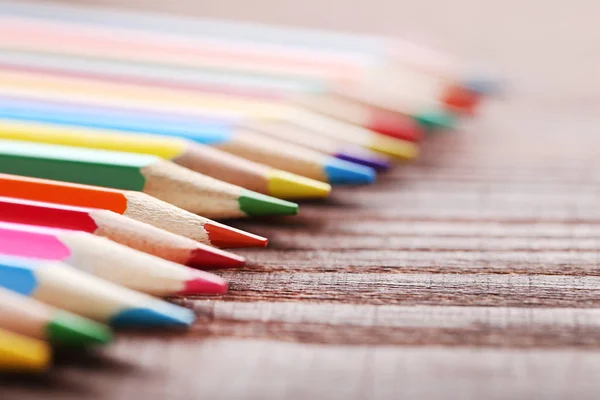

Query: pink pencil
0;222;229;297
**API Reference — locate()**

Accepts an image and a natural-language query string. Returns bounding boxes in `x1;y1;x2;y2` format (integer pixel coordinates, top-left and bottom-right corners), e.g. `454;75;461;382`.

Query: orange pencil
0;173;267;248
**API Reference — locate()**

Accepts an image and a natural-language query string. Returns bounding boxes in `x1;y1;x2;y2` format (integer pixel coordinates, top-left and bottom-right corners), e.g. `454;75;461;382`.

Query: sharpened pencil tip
461;73;503;96
368;109;424;143
335;150;392;172
442;85;482;114
368;135;420;161
324;158;376;185
188;245;246;268
179;272;229;296
204;222;268;249
8;350;51;371
238;190;299;217
110;303;196;328
267;170;331;199
47;312;113;346
414;108;457;130
0;329;52;372
0;329;51;371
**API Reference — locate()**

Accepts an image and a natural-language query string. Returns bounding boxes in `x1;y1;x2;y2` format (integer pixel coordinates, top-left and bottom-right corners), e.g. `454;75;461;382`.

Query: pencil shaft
0;47;323;97
0;137;152;191
0;67;287;119
0;17;364;82
0;174;268;247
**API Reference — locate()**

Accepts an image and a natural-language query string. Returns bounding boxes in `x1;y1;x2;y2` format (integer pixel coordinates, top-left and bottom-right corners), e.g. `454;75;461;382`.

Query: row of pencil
0;1;495;372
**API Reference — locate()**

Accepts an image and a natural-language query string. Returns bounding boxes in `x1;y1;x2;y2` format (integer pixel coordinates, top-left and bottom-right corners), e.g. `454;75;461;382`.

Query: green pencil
0;139;298;218
0;286;112;347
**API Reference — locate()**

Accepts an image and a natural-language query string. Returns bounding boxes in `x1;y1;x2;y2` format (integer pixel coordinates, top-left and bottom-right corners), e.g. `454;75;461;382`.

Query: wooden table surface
2;0;600;399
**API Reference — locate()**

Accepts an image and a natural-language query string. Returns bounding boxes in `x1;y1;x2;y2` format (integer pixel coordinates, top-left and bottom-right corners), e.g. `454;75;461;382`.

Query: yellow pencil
0;119;331;199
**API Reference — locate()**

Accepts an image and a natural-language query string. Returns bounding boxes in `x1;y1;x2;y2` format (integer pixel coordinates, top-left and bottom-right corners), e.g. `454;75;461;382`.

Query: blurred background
36;0;600;103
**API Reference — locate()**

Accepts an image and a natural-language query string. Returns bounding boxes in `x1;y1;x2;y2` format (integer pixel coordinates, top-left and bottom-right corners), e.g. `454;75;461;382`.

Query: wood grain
4;0;600;399
212;272;600;307
230;250;600;276
181;301;600;347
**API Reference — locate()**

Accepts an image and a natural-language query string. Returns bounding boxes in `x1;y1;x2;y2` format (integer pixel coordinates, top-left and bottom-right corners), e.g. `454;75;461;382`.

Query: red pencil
0;196;246;269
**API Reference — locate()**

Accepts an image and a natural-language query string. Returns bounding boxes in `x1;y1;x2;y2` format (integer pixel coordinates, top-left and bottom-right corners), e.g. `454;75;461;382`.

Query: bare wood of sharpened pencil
0;287;62;340
174;142;270;194
140;159;247;218
330;66;443;115
294;92;394;127
215;127;330;181
244;118;356;154
83;208;238;266
285;107;417;156
121;190;213;243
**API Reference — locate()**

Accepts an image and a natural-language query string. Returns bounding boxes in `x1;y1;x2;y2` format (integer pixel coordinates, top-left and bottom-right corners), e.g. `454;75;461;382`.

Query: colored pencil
0;16;369;82
248;120;392;171
0;173;267;248
0;46;429;139
0;255;197;328
0;117;375;187
0;95;392;172
0;222;230;296
0;66;283;118
0;196;246;269
0;287;113;346
0;67;418;162
0;328;51;372
323;66;459;129
0;5;498;97
278;108;421;160
0;139;299;218
0;118;331;199
0;118;331;198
